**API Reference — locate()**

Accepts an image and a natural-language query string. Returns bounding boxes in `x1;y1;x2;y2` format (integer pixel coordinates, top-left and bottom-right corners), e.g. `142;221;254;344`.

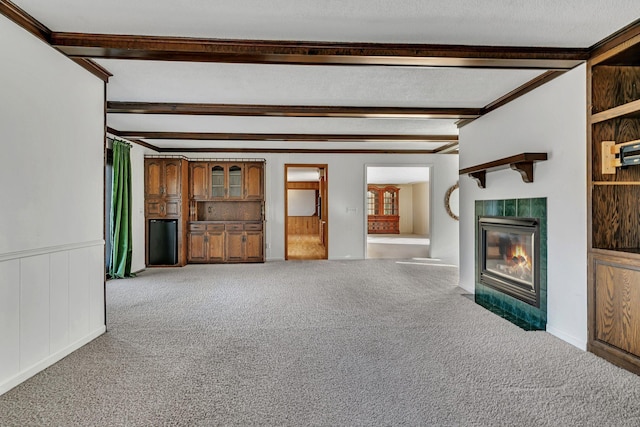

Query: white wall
412;182;430;236
397;184;414;233
0;16;106;394
141;153;460;264
458;65;587;349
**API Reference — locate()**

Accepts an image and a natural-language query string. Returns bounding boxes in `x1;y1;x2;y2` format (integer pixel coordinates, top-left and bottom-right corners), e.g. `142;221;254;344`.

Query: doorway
365;165;431;259
285;164;328;260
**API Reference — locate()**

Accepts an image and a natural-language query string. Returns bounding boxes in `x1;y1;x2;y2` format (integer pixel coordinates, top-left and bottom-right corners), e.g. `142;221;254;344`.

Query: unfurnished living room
2;1;640;425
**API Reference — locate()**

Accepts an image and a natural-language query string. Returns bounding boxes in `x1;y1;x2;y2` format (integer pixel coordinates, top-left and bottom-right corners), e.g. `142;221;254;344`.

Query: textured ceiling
13;0;640;46
7;1;640;152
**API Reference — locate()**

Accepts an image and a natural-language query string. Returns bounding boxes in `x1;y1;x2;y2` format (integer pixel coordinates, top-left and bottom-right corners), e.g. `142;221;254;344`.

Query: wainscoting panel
50;251;70;355
69;248;91;343
20;255;51;370
0;241;105;396
88;245;105;331
0;259;20;383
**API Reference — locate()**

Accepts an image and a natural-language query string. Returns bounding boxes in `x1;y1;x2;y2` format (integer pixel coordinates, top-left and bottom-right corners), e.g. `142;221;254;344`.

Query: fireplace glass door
479;217;540;306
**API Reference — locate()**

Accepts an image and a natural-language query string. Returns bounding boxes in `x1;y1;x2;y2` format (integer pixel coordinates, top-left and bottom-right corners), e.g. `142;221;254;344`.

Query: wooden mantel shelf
459;152;548;188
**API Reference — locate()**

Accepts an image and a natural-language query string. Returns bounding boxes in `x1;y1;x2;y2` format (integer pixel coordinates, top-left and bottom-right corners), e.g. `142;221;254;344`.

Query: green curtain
109;139;134;278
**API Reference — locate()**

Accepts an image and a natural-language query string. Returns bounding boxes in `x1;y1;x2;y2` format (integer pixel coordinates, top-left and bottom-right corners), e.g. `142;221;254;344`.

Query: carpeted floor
1;259;640;426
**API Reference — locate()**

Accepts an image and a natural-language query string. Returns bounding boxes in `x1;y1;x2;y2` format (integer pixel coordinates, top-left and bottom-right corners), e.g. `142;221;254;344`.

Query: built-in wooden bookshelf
588;28;640;375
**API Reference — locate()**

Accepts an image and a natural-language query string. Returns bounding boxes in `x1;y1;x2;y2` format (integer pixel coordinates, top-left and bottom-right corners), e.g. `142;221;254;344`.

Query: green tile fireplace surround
475;198;547;330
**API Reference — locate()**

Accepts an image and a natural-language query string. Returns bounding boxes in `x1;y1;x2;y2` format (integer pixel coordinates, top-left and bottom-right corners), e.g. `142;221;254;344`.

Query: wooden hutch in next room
367;185;400;234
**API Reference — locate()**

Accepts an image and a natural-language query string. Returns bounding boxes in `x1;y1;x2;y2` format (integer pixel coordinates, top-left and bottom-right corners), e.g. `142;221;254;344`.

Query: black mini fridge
148;219;178;265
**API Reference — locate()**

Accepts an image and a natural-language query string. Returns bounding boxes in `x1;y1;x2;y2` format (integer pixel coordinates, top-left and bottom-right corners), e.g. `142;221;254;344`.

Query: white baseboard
0;326;106;396
546;325;586;351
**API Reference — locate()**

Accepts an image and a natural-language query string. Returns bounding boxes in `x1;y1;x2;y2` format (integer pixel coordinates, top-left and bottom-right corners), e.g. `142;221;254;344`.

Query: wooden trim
590;18;640;63
459;152;548;188
107;127;160;151
71;58;112;82
284;164;328;260
591;99;640;124
482;71;566;114
287;182;320;189
592;181;640;186
107;102;481;119
115;131;457;142
0;0;51;42
0;1;112;83
159;147;439;154
433;141;459;154
51;32;587;69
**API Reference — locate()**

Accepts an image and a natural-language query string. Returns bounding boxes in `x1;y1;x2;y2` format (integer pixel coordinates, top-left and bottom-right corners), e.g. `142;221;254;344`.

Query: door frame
363;164;432;259
284;164;328;260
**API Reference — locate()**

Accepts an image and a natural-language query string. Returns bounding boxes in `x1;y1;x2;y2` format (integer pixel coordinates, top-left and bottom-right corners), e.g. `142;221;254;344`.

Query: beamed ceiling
2;0;640;154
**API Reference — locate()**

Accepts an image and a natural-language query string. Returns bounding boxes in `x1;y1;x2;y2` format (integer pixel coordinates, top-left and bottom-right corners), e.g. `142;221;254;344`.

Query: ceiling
367;167;429;185
4;1;640;153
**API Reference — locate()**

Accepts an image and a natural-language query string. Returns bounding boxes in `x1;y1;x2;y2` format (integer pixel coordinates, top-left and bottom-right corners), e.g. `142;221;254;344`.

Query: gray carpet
1;260;640;426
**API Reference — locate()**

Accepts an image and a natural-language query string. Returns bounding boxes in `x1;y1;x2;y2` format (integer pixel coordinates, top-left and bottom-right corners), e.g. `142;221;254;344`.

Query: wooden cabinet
147;159;265;265
367;185;400;234
189;162;209;200
188;222;263;263
588;31;640;374
245;162;264;199
145;199;181;218
145;158;185;218
144;157;189;266
189;161;264;201
145;158;182;199
187;223;224;263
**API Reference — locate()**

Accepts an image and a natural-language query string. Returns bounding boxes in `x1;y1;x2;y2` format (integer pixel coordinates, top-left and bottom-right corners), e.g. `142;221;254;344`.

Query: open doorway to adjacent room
285;164;328;260
365;165;431;259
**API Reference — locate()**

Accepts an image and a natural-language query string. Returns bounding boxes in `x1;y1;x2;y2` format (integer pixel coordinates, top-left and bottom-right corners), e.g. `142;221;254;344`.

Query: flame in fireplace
511;245;530;265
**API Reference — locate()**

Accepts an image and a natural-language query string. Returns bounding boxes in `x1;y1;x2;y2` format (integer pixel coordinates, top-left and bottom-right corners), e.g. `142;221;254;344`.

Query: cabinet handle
242;235;246;243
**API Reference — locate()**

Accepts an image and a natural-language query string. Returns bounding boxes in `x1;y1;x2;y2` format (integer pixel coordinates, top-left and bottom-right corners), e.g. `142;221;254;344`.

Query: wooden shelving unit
588;29;640;375
459;152;548;188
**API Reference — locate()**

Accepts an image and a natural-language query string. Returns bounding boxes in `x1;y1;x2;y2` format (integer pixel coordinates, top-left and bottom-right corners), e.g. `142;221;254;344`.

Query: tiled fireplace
475;198;547;330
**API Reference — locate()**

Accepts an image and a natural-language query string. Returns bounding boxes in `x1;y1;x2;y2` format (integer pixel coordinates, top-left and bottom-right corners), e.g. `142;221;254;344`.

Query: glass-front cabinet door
228;165;243;198
211;165;225;198
367;190;379;215
383;190;397;215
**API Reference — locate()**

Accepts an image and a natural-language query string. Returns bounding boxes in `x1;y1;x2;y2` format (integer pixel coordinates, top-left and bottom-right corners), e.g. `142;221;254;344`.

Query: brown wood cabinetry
144;157;189;266
188;222;263;263
367;185;400;234
189;162;209;200
187;223;225;263
244;162;264;199
148;158;265;264
189;161;264;201
146;199;181;217
588;31;640;374
145;158;182;198
186;159;265;263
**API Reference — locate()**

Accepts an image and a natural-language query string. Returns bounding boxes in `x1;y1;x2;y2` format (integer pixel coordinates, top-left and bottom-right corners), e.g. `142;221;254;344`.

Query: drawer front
206;224;225;232
226;223;244;231
189;223;206;232
244;222;263;231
